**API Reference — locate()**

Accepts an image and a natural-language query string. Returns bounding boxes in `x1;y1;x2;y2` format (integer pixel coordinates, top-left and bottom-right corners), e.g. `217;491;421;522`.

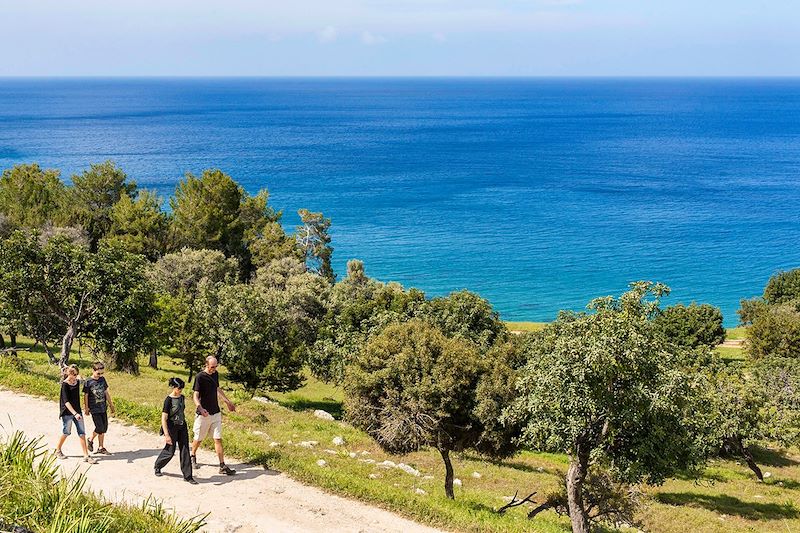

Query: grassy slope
2;336;799;533
505;322;547;333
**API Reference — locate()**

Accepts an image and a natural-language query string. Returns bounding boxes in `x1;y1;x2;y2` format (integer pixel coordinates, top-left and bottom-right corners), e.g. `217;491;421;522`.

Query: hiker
190;356;236;475
154;377;198;484
83;361;115;455
55;365;97;464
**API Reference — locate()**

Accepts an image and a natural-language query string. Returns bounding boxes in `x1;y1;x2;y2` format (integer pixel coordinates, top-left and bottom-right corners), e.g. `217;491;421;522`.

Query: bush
746;305;800;360
764;269;800;306
655;302;725;348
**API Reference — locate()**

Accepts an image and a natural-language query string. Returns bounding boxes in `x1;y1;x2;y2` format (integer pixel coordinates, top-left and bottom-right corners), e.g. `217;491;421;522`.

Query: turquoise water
1;78;799;325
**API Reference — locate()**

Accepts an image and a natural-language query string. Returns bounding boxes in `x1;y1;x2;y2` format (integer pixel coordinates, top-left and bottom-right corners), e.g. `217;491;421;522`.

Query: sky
2;0;799;76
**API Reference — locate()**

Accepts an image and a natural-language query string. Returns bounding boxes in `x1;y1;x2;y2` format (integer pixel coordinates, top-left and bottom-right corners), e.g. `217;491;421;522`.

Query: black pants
154;422;192;480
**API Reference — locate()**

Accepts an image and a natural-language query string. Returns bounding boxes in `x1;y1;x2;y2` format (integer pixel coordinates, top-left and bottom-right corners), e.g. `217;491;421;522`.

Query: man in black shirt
190;356;237;475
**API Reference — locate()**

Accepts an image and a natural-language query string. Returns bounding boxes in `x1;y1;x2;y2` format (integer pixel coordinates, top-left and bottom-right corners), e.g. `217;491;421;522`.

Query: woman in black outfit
154;377;198;484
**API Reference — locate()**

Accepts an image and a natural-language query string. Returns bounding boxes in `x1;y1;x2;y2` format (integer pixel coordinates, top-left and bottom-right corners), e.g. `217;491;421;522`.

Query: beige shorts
193;412;222;441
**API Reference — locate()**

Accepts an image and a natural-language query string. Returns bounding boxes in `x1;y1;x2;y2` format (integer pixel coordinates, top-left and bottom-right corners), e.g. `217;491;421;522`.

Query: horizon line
1;74;800;80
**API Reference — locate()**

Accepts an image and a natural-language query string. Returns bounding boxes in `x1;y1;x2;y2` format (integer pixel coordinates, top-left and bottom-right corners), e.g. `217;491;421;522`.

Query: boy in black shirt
83;361;115;454
155;377;198;484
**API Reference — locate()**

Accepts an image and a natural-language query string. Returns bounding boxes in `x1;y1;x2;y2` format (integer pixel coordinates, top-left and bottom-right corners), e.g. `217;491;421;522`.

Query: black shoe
219;464;236;475
154;469;163;477
191;455;199;468
185;477;199;485
87;439;94;453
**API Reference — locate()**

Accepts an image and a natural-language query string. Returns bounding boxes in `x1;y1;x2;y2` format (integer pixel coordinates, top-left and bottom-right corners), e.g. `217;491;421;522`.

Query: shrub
655;302;725;348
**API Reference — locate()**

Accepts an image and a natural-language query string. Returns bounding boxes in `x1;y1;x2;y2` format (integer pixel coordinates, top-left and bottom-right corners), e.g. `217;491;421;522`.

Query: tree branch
497;490;538;514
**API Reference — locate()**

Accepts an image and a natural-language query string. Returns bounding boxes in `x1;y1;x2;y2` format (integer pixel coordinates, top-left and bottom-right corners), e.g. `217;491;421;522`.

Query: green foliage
310;260;424;383
207;257;329;392
506;282;704;530
416;289;508;350
170;169;245;258
764;269;800;306
344;319;519;499
746;304;800;360
0;431;204;532
86;244;156;372
655;302;725;348
67;161;137;250
149;249;239;375
102;190;170;260
296;208;334;281
0;231;155;367
0;163;66;228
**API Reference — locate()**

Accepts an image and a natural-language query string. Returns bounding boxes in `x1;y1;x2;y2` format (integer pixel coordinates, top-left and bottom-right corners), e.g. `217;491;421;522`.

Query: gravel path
0;388;445;533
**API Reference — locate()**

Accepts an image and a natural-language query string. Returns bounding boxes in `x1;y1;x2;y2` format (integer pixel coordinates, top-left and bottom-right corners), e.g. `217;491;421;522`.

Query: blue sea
1;78;799;326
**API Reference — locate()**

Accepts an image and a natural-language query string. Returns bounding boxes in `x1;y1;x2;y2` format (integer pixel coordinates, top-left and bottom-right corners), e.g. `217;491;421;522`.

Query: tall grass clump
0;431;205;533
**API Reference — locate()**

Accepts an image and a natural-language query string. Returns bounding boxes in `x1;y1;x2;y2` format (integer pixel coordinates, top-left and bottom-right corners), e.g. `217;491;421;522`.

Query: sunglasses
208;365;218;369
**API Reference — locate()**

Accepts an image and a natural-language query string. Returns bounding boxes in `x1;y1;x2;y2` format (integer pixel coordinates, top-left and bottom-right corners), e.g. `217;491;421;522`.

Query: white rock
378;460;397;469
348;452;357;459
286;440;293;445
298;441;319;448
414;488;427;495
764;472;772;478
536;466;544;472
397;463;421;477
332;436;346;446
423;475;434;480
316;459;327;467
472;471;482;479
252;430;265;436
323;449;338;455
269;442;280;447
368;473;380;479
314;409;335;421
360;451;371;456
359;459;376;464
453;478;462;487
253;396;276;405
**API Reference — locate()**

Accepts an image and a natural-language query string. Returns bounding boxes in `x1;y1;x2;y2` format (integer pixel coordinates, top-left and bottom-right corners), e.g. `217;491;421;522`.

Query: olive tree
504;282;704;533
0;231;153;368
344;319;520;499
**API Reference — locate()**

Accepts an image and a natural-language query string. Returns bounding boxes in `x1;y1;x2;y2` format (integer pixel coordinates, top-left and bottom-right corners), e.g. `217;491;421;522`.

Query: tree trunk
149;348;158;369
566;448;590;533
9;332;17;356
0;333;5;349
440;448;455;500
728;436;763;481
60;322;77;368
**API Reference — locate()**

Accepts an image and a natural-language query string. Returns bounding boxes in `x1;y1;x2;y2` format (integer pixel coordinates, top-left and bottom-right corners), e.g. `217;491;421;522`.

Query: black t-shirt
59;380;82;418
83;377;108;414
192;371;220;415
162;395;186;426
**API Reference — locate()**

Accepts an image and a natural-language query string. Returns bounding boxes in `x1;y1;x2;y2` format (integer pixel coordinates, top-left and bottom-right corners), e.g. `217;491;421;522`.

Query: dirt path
0;388;444;533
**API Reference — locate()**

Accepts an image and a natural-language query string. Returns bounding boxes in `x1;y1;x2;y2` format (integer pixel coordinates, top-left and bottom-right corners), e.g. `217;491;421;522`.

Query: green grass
505;322;548;333
726;327;748;341
0;430;205;532
716;345;746;363
3;338;800;533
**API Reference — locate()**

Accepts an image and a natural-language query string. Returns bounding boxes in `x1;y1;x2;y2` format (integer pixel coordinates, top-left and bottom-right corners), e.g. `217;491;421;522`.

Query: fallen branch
497;490;537;514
